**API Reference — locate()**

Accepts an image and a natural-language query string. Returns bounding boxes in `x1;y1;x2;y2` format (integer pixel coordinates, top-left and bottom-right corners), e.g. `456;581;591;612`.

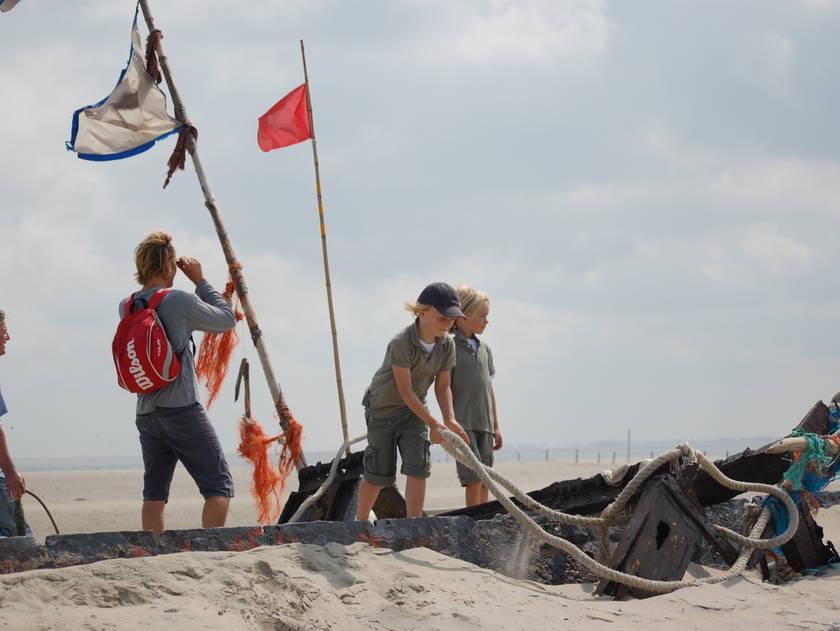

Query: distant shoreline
16;436;779;472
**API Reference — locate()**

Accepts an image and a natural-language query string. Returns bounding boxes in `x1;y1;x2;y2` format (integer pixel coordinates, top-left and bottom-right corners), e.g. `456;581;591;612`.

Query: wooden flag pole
300;40;351;456
138;0;306;469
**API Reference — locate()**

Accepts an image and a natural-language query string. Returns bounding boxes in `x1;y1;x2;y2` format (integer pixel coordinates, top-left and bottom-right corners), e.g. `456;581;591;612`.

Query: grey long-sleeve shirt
118;279;236;414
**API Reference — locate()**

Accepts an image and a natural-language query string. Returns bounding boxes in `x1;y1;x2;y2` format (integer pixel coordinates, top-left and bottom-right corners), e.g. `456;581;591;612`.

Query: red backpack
112;289;181;393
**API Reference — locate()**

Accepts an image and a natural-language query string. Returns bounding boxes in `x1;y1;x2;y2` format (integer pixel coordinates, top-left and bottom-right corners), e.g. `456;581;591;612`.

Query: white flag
0;0;22;12
66;10;181;161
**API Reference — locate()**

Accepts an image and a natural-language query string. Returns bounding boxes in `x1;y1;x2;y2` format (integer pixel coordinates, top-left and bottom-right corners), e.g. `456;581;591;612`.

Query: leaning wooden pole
138;0;306;468
300;40;351;456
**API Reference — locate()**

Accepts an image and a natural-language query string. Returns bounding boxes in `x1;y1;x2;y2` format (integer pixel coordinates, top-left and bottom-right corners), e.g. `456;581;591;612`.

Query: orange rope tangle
237;416;283;523
237;406;304;524
276;404;304;496
195;278;244;408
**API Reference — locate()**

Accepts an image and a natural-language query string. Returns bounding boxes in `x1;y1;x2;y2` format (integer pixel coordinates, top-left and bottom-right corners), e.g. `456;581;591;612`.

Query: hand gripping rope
291;431;799;594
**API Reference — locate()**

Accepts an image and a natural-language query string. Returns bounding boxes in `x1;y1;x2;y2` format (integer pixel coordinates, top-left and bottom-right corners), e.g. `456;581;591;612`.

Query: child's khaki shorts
363;408;431;486
456;429;495;486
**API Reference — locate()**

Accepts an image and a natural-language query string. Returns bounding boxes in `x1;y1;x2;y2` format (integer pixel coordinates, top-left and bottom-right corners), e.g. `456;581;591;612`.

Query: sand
3;461;840;630
18;459;611;537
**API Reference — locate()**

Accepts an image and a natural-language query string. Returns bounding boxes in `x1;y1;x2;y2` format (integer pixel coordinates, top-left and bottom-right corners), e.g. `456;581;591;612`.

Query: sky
1;0;840;462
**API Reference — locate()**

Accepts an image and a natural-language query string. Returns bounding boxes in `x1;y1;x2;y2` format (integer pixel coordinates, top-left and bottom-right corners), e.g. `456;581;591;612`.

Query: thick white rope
289;430;798;593
438;429;797;593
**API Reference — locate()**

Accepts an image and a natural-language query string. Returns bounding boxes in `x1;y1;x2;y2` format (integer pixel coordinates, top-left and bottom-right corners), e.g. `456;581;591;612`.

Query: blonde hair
457;286;489;318
134;231;176;284
403;301;433;317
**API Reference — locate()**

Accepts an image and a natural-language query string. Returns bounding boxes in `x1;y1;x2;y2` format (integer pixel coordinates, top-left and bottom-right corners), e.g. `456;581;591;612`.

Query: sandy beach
17;459;612;538
3;460;840;630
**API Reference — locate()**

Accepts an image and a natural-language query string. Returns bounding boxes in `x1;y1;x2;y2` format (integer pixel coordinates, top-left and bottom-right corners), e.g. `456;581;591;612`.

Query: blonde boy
356;282;470;519
451;286;502;506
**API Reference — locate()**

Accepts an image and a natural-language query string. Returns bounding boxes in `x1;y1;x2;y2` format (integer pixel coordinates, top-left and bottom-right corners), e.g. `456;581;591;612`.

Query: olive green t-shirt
451;330;495;432
362;321;456;419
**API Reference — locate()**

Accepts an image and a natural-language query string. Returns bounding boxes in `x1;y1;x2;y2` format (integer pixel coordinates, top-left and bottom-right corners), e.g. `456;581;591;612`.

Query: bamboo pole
300;40;350;456
138;0;306;468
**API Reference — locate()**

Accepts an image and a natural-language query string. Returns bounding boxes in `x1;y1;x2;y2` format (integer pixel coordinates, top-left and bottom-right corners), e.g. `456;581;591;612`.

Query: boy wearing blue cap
356;282;470;520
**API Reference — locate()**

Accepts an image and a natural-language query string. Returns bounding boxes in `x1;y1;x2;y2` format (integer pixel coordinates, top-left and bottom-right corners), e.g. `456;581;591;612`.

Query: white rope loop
438;429;799;593
290;429;799;594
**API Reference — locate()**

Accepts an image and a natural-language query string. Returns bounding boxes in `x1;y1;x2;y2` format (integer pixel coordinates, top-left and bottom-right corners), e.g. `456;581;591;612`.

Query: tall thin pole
138;0;306;468
626;429;631;464
300;40;350;456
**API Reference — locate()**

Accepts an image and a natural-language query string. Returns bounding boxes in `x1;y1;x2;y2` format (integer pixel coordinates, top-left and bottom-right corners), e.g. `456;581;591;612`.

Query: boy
356;282;470;520
451;286;502;506
122;231;236;535
0;309;31;536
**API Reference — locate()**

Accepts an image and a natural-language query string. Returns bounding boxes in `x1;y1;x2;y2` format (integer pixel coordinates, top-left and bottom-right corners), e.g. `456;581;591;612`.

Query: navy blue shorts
135;402;233;502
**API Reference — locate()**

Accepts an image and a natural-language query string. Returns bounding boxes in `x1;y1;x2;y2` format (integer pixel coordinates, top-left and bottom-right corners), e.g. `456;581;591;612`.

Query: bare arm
433;370;469;444
491;383;503;450
434;369;456;424
0;427;24;499
392;367;469;444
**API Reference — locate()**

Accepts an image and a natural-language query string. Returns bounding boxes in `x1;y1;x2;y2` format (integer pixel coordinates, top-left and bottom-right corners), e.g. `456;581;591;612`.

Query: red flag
257;84;312;151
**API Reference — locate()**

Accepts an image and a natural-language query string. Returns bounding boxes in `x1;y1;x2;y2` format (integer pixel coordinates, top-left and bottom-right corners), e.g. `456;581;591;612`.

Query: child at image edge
451;286;502;507
356;282;471;520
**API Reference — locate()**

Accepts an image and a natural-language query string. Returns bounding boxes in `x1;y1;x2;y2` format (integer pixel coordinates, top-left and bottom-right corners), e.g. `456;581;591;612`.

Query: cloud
412;0;610;64
735;32;797;100
712;158;840;215
796;0;840;7
738;223;812;272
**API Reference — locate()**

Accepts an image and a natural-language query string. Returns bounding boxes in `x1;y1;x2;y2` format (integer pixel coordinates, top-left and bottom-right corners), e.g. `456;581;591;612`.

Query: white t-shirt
419;339;435;354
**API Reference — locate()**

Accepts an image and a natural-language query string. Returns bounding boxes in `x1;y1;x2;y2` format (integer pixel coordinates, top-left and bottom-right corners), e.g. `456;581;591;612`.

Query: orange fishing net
237;406;304;524
196;279;244;408
276;405;304;496
238;416;283;523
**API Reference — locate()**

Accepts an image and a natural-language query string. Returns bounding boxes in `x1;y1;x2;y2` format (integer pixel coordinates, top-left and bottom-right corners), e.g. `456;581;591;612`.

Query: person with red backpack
118;231;236;535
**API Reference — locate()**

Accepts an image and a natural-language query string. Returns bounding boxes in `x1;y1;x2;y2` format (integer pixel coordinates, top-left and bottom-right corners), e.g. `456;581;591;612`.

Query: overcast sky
1;0;840;462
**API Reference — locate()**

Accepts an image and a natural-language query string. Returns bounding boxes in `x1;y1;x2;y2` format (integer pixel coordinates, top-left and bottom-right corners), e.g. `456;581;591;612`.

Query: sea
16;436;779;472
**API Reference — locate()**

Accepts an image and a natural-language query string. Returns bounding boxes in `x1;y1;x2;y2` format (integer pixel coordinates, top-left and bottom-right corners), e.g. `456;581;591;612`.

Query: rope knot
144;29;164;84
163;123;198;189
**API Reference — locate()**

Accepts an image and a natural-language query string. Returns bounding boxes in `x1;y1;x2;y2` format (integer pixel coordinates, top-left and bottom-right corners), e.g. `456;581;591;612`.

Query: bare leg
465;482;484;507
202;496;230;528
142;500;166;535
479;484;489;504
356;479;381;520
404;476;426;517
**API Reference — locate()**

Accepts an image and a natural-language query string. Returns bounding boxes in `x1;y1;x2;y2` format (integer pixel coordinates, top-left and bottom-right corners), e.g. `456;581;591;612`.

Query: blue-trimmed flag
66;10;181;161
0;0;22;12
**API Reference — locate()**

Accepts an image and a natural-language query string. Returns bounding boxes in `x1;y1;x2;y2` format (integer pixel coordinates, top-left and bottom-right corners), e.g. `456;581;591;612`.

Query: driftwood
594;469;743;599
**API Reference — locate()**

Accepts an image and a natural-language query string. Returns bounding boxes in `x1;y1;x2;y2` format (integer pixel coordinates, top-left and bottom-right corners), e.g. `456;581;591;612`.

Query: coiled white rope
439;429;797;593
289;430;798;593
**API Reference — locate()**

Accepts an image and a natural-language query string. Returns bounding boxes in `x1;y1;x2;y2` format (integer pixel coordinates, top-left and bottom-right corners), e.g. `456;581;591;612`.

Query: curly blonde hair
134;231;176;284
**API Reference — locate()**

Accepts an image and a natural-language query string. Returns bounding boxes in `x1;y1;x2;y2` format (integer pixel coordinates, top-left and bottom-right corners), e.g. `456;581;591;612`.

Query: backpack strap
122;293;137;319
146;289;170;311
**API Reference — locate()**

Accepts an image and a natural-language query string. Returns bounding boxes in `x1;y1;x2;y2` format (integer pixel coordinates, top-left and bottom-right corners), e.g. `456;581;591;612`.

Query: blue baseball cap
418;282;465;318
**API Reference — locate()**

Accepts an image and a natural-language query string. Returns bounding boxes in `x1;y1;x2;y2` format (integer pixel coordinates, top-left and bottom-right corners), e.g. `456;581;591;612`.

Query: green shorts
363;408;431;486
456;429;495;486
